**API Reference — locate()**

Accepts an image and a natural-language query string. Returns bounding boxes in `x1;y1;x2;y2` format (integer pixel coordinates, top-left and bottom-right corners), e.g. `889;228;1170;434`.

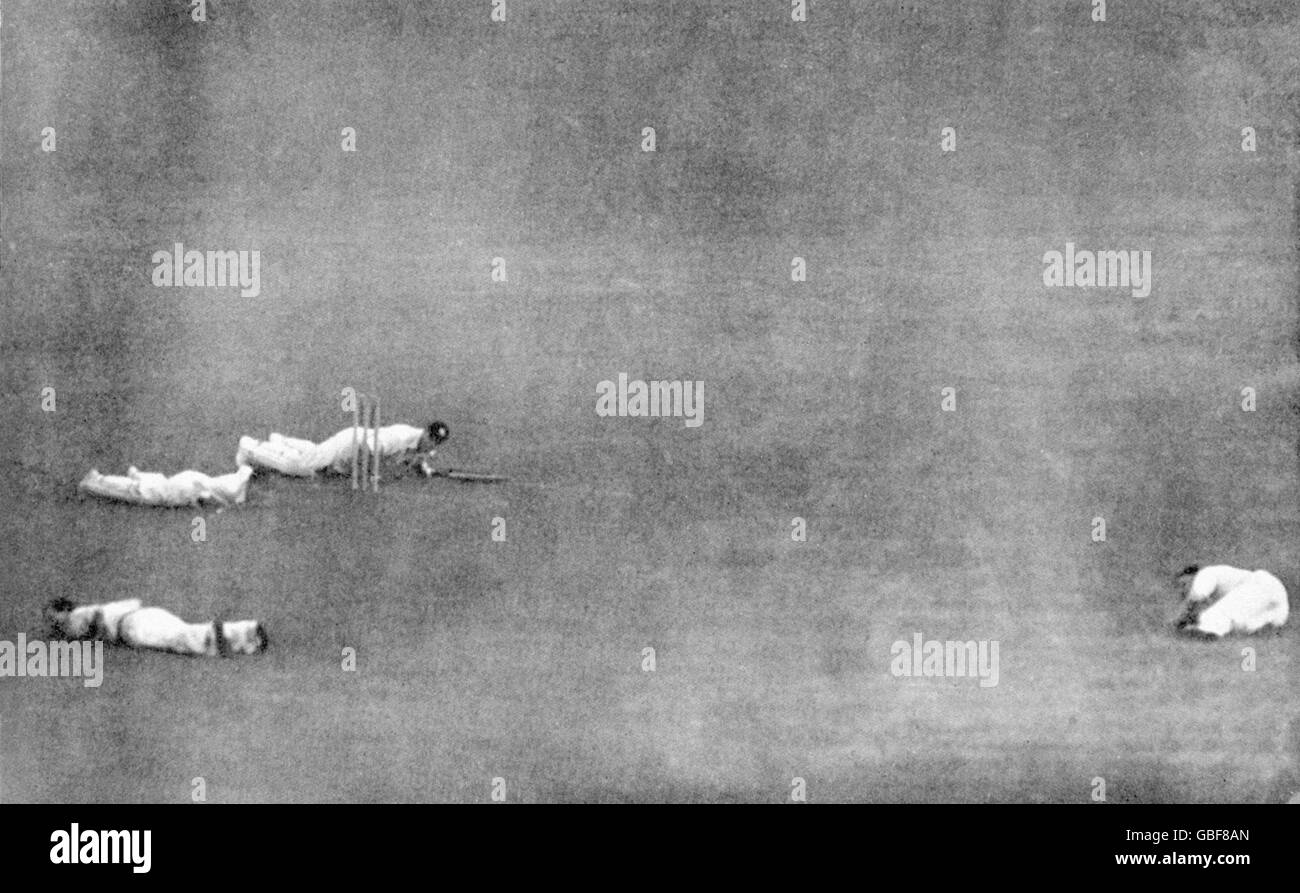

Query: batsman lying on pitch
45;597;267;657
236;420;449;478
78;464;253;508
1174;564;1289;637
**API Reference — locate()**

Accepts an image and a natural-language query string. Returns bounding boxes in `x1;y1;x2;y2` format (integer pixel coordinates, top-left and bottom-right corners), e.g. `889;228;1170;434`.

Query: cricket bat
428;468;509;483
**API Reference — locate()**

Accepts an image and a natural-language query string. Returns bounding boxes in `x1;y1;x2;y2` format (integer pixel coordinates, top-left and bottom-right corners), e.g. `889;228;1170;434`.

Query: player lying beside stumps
236;420;449;478
45;597;267;657
78;464;253;508
1174;564;1289;637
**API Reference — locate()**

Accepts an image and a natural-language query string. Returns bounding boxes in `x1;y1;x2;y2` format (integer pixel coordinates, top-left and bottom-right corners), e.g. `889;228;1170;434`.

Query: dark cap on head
1178;564;1200;578
427;421;449;445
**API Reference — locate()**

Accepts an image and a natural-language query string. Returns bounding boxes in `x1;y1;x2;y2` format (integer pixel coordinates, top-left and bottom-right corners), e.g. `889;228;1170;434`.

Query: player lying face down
1174;564;1290;638
78;465;253;508
236;420;450;477
45;598;267;657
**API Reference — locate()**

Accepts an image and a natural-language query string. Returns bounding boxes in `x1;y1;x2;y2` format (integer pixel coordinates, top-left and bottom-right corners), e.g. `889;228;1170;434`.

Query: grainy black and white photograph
1;0;1297;818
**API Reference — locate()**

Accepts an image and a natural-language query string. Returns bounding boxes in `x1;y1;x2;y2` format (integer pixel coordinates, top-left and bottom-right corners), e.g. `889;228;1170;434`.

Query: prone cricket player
236;420;449;478
45;597;267;657
1174;564;1289;637
78;464;253;508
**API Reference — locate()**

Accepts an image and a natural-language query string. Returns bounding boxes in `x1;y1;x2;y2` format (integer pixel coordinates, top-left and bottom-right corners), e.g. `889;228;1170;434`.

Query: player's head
45;596;76;619
44;597;78;636
1174;565;1201;604
46;596;77;615
425;421;450;447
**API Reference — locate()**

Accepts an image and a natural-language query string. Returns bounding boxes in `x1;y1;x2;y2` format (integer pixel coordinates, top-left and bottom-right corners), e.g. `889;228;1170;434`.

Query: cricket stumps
352;393;381;493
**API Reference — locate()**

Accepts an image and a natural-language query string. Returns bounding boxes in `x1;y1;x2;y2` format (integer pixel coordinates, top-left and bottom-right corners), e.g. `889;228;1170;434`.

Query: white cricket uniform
78;470;144;502
1183;565;1289;637
131;466;252;507
78;466;252;507
61;598;143;640
237;423;428;476
52;599;265;657
205;466;254;505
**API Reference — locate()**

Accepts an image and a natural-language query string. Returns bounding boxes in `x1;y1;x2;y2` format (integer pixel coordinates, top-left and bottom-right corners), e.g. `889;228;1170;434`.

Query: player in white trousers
45;597;267;657
78;464;253;507
236;420;449;477
1175;564;1289;637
